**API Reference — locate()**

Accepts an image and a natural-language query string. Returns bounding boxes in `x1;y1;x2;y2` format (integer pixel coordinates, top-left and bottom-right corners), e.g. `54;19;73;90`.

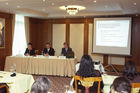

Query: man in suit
24;43;35;56
61;42;72;56
43;43;55;56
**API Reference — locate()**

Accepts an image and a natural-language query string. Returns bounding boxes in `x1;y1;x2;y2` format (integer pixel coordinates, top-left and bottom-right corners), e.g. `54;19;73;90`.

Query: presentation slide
96;20;129;47
93;17;131;55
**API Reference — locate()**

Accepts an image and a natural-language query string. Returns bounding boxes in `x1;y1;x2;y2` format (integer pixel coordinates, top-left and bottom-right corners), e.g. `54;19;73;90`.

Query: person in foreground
43;43;55;56
0;83;9;93
31;76;51;93
61;42;72;56
24;43;35;56
110;77;131;93
123;61;140;83
73;55;104;93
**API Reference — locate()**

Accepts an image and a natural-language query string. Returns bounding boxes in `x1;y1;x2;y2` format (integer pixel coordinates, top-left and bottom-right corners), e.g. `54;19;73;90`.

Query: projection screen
93;17;132;55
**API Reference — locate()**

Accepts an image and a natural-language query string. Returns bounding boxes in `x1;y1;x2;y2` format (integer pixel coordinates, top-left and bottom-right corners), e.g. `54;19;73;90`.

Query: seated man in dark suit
43;43;55;56
61;42;72;56
24;43;35;56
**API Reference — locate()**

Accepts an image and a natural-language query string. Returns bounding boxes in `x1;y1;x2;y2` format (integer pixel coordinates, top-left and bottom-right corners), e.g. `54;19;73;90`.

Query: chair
132;83;140;93
74;75;102;93
0;84;9;93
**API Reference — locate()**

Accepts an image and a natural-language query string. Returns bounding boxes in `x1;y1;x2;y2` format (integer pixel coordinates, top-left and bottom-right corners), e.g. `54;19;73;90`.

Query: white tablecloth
4;56;77;77
0;71;34;93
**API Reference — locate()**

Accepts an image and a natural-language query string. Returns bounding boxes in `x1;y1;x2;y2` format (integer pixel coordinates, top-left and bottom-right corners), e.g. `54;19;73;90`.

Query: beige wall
70;24;84;61
52;24;66;56
108;56;125;65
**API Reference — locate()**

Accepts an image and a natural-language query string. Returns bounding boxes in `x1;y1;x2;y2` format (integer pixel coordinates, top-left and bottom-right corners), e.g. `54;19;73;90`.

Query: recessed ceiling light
43;0;45;2
52;3;54;5
17;5;20;8
93;0;97;3
133;3;137;5
5;2;8;5
42;8;45;11
105;5;108;8
134;10;138;12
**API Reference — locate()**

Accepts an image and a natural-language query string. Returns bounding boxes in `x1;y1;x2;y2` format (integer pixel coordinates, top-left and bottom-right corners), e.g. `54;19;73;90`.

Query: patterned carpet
33;75;72;93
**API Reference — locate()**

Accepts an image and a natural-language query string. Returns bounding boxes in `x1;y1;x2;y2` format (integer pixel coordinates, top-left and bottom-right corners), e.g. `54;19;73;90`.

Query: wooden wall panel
0;12;13;70
125;17;140;66
29;18;52;54
84;19;89;54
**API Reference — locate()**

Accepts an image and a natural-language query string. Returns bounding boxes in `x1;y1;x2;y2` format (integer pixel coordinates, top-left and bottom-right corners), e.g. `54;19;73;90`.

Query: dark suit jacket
24;48;35;56
61;48;72;56
43;48;55;56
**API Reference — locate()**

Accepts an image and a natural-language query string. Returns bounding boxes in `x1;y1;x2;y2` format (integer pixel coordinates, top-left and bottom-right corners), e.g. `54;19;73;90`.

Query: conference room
0;0;140;93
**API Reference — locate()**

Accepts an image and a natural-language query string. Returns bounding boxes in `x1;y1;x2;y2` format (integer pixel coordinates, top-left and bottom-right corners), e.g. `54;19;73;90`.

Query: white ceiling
0;0;139;18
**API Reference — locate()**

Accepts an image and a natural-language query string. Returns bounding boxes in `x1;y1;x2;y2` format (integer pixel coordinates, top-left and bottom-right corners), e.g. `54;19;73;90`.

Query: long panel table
4;56;77;77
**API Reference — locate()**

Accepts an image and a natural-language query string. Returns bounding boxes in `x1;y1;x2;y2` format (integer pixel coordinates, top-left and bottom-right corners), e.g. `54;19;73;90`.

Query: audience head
63;42;69;48
31;76;51;93
28;43;32;50
123;61;137;80
45;43;51;49
110;77;131;93
77;55;95;77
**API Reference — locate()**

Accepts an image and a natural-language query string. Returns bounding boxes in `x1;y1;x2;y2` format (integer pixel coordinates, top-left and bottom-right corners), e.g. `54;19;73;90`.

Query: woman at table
123;61;140;83
24;43;35;56
73;55;104;93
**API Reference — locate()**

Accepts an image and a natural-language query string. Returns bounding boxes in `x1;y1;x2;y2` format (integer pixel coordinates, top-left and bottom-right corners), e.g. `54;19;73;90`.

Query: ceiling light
93;0;96;3
5;2;8;5
133;3;137;5
17;5;20;8
42;8;45;11
43;0;45;2
105;5;108;8
59;5;86;15
52;3;54;5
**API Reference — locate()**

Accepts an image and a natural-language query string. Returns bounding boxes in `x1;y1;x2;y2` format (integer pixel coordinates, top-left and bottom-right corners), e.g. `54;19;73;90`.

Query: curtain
24;17;30;43
12;15;15;45
12;15;27;56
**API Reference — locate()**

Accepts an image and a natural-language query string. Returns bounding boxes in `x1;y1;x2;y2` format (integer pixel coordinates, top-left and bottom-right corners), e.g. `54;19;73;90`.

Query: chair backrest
132;83;140;93
74;75;102;93
0;84;9;93
132;83;140;88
